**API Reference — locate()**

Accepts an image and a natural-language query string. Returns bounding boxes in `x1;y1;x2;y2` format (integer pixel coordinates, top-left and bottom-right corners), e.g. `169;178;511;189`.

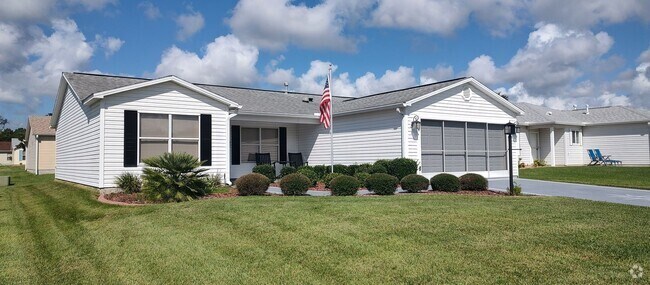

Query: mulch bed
203;188;239;199
409;190;506;196
100;193;148;206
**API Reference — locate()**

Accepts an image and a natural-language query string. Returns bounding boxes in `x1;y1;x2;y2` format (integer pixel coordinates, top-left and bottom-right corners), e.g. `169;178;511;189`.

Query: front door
528;132;539;161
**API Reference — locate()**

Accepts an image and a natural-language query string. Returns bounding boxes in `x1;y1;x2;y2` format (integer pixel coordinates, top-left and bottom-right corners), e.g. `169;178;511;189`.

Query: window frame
239;127;280;163
570;129;582;146
137;112;201;163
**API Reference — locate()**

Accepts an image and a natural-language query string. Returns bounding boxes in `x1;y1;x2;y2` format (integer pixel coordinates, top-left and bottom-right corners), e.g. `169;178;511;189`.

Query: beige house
25;116;56;174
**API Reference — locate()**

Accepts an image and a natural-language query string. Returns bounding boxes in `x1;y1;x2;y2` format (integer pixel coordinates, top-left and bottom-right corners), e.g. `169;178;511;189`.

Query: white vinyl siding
298;109;402;165
582;123;650;165
55;88;100;185
102;82;230;187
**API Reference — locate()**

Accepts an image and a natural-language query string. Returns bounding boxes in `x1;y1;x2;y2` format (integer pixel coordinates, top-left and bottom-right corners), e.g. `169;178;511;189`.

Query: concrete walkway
489;178;650;207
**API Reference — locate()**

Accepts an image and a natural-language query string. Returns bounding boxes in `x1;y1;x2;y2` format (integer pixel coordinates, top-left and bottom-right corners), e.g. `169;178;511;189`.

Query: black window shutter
123;110;138;167
231;125;240;165
200;114;211;166
279;127;287;162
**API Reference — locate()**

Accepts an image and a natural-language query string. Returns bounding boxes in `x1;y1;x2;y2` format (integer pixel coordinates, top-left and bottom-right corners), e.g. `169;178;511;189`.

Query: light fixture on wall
505;122;520;135
411;115;421;131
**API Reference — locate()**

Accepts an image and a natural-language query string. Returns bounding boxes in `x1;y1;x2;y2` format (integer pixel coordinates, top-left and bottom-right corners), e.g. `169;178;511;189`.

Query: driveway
489;178;650;207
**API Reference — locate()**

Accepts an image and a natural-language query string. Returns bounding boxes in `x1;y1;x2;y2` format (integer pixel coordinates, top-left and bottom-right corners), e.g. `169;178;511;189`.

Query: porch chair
255;153;272;165
586;149;600;166
594;149;622;166
288;152;308;168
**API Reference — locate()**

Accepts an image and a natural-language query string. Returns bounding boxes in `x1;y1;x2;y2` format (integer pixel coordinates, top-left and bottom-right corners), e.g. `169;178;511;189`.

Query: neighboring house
11;138;25;165
0;141;11;165
516;103;650;166
50;72;523;189
25;116;57;174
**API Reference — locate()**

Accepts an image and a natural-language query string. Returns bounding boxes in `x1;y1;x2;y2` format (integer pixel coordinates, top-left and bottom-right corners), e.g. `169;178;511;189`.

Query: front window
139;113;199;162
240;128;279;162
571;130;582;145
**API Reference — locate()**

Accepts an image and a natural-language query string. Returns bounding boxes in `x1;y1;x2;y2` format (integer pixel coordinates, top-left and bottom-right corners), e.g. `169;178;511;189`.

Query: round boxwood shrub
252;164;276;181
459;173;488;191
279;173;310;196
347;164;360;176
330;175;360;196
366;173;398;195
280;166;296;178
357;163;373;174
400;174;429;193
333;164;349;175
235;173;270;196
354;172;371;188
387;158;418;180
368;163;388;174
430;173;460;192
322;172;343;188
297;168;319;186
374;159;391;170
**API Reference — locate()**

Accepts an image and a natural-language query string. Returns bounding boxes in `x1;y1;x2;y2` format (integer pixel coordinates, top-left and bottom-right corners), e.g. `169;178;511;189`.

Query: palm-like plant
141;152;210;202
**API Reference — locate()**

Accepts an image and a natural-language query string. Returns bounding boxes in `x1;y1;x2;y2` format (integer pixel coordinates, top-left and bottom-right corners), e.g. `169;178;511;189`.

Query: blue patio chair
594;149;622;166
586;149;600;166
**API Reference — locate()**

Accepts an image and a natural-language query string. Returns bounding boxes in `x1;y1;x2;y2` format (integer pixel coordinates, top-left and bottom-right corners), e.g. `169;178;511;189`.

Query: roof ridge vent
584;104;590;115
546;111;552;116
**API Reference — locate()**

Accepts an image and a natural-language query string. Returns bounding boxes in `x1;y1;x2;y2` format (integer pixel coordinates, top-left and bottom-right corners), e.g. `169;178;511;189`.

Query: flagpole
329;64;334;173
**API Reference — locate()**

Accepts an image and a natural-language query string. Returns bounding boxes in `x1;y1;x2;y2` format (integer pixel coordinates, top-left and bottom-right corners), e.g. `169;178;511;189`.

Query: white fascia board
85;76;242;109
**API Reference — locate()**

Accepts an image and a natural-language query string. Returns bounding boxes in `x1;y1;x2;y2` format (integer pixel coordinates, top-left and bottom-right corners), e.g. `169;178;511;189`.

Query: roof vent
584;104;589;115
546;111;553;116
302;97;313;103
462;88;472;101
572;104;577;110
283;82;289;94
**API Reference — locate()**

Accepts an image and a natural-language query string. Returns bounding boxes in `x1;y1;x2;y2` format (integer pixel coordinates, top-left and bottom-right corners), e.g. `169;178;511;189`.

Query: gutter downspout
550;127;556;166
396;108;407;158
35;135;39;175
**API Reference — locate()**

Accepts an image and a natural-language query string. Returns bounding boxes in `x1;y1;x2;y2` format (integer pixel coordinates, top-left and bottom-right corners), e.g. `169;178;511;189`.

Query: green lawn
520;166;650;190
1;166;650;284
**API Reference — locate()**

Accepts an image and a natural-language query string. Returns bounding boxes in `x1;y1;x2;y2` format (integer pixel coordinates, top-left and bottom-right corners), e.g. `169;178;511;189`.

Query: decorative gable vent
461;88;472;101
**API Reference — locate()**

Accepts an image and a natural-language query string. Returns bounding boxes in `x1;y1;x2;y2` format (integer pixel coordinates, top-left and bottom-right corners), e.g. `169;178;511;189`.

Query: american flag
319;77;331;128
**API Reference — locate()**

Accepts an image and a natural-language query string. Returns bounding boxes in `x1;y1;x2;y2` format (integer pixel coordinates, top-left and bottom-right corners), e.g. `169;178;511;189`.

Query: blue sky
1;0;649;128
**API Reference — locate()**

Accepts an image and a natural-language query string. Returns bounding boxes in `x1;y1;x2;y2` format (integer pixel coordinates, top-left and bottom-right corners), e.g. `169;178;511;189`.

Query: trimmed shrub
297;168;319;186
312;165;329;180
235;173;270;196
333;164;349;175
357;163;373;174
354;172;371;188
374;159;391;171
279;173;310;196
459;173;488;191
252;164;276;181
280;166;296;178
347;164;360;176
400;174;429;193
387;158;418;180
141;152;211;202
368;163;388;174
322;172;343;189
430;173;460;192
115;172;141;194
366;173;398;195
330;175;360;196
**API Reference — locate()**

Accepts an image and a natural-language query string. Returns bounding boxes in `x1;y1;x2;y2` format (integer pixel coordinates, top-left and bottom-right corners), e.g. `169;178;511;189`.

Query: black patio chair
288;152;307;168
255;153;272;165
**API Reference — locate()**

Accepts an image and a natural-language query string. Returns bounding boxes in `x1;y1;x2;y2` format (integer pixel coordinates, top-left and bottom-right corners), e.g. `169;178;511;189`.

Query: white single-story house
25;116;57;174
50;72;524;188
11;138;25;166
516;103;650;166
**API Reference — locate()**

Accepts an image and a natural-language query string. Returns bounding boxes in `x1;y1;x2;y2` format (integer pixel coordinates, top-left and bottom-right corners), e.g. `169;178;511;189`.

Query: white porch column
550;127;556;166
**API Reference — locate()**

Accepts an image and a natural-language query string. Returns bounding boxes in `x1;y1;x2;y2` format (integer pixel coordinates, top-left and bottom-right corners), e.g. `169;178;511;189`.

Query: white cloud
370;0;525;36
227;0;358;51
94;35;124;57
175;9;204;41
420;64;454;84
611;47;650;107
529;0;650;29
0;0;116;21
598;92;631;106
266;60;416;97
138;1;161;20
0;18;94;105
154;34;259;85
465;55;499;84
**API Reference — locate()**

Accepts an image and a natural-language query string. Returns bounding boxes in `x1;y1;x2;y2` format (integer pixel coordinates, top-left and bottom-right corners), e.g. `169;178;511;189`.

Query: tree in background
0;115;7;129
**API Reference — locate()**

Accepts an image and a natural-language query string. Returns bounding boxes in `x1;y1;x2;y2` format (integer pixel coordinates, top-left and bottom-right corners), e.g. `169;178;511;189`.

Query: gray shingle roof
27;116;55;136
515;102;650;126
63;72;468;116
